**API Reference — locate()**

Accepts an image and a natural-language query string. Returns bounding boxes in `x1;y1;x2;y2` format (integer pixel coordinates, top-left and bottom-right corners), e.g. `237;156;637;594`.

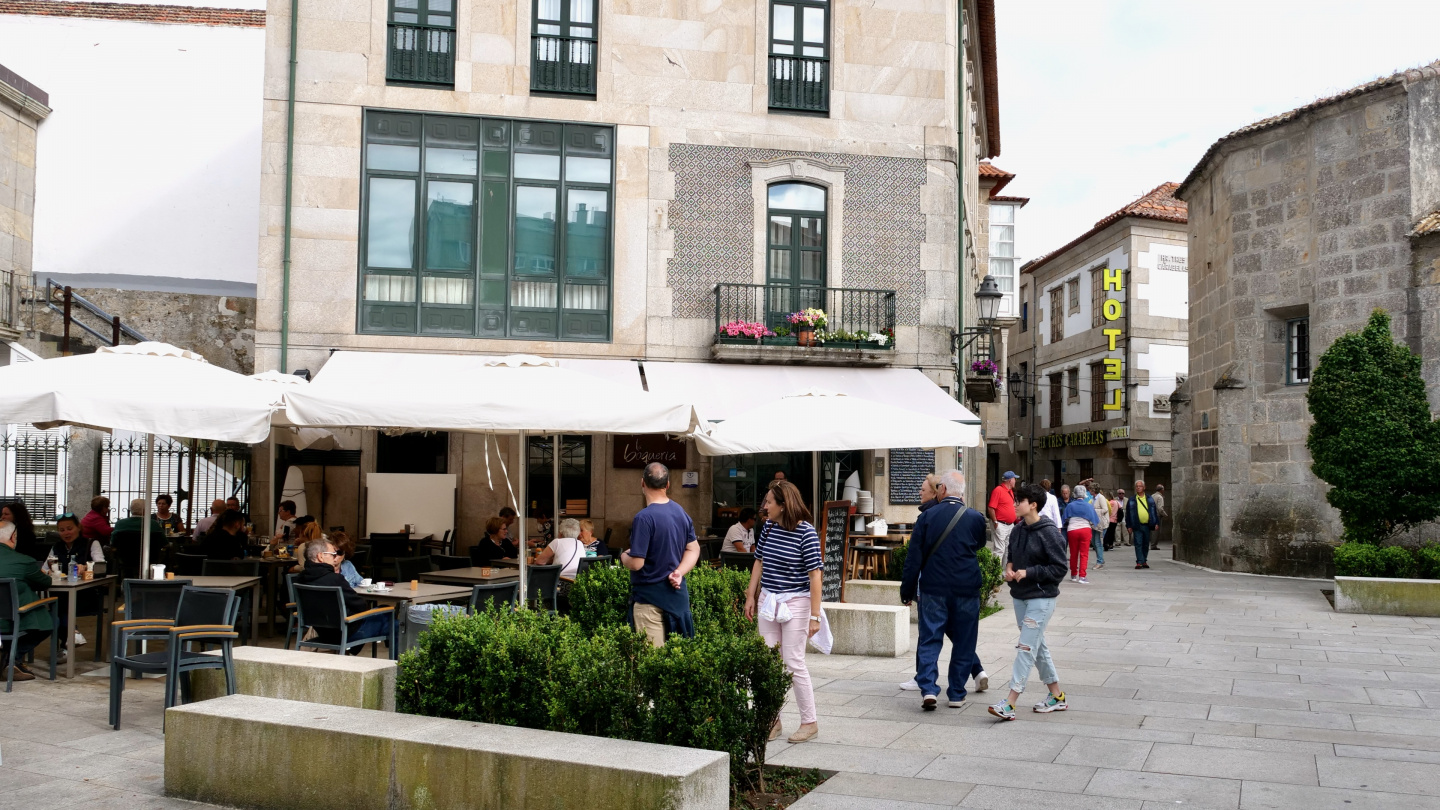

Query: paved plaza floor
772;550;1440;810
3;549;1440;810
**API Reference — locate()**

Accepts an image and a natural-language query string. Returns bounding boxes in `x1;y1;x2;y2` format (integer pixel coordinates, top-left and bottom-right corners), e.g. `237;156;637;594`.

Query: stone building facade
1002;184;1188;506
0;63;48;343
251;0;1002;546
1173;61;1440;577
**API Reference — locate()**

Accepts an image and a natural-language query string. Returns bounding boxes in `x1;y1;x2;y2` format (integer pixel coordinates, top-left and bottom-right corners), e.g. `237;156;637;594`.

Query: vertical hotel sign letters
1101;268;1124;411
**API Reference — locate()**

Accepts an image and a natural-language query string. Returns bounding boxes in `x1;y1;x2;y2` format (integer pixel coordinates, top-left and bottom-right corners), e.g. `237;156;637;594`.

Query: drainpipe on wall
280;0;300;373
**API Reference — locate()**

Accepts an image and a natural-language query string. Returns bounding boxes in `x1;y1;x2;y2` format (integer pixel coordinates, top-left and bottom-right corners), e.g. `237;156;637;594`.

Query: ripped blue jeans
1008;596;1058;693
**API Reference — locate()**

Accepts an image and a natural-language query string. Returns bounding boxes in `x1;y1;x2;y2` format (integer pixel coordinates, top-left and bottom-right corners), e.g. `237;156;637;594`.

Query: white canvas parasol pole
517;431;527;607
140;433;155;577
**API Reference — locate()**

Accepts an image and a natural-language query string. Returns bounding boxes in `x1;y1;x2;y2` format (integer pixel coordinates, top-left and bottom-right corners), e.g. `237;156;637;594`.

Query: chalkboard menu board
819;500;851;602
888;448;935;505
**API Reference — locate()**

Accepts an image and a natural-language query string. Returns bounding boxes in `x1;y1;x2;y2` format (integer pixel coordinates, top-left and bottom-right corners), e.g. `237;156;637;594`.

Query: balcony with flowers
712;283;896;366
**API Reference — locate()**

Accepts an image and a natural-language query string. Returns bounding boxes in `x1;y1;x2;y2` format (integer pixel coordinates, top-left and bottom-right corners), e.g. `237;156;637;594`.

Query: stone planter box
1334;576;1440;616
844;579;917;624
190;646;396;711
809;602;909;657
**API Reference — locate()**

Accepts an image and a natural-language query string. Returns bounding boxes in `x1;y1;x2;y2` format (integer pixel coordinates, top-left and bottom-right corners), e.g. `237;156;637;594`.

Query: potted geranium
788;308;827;347
718;320;776;344
965;358;1001;403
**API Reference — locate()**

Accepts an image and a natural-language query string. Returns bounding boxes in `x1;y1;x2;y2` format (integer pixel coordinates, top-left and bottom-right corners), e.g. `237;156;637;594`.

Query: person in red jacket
79;496;113;545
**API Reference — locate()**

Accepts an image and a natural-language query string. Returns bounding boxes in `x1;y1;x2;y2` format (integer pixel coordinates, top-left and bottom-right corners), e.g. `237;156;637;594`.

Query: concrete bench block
1334;576;1440;617
189;646;396;711
811;602;910;657
844;579;917;623
166;695;729;810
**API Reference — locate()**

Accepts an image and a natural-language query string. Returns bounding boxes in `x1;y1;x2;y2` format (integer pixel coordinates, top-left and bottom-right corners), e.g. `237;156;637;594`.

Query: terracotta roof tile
1023;183;1187;275
1178;60;1440;197
988;194;1029;207
976;0;1000;158
1412;208;1440;238
978;161;1015;195
0;0;265;27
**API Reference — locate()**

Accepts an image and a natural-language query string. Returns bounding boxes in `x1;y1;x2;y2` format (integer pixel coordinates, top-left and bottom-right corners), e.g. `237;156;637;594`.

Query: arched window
766;182;826;323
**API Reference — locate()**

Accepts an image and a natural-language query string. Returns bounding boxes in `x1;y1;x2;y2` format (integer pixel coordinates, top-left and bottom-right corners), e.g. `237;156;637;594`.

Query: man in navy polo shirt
621;462;700;645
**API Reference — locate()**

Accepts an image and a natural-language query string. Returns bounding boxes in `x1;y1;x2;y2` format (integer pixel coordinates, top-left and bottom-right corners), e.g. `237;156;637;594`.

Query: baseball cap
1001;471;1017;480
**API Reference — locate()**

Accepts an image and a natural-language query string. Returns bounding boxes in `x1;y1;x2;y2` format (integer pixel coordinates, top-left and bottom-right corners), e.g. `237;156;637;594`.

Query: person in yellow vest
1125;480;1160;569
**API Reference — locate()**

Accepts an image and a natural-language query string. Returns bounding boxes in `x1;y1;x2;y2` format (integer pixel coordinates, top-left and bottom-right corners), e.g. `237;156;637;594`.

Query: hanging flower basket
966;358;1001;402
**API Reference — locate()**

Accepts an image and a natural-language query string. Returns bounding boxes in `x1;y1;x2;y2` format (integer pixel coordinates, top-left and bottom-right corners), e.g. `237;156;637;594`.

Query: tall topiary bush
1307;310;1440;544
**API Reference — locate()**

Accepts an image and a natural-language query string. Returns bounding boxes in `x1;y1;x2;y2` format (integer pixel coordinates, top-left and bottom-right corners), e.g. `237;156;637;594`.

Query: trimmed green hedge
399;564;789;792
884;541;1004;611
1334;542;1440;579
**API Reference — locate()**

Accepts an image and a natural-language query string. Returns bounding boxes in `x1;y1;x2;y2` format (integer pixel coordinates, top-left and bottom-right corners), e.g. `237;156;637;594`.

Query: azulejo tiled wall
666;144;928;323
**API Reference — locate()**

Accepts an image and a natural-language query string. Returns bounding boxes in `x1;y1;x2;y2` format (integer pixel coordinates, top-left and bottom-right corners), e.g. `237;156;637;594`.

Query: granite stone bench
189;646;396;711
811;602;910;657
844;579;917;623
165;694;729;810
1334;576;1440;617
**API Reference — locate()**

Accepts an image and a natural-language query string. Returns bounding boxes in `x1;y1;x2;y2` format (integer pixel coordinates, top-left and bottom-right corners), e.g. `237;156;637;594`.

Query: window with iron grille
769;0;829;114
1091;267;1105;328
532;0;597;96
1018;361;1028;418
1090;362;1105;422
1049;286;1063;344
1049;373;1062;428
1288;318;1310;384
360;111;614;341
387;0;456;86
1067;277;1080;314
1067;367;1079;404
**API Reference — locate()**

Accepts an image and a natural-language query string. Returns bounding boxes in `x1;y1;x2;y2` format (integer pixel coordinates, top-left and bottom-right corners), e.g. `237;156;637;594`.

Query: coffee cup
361;578;373;588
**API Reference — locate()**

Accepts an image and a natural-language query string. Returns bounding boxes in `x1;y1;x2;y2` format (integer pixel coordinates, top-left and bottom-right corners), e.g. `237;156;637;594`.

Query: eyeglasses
317;551;340;558
54;512;75;520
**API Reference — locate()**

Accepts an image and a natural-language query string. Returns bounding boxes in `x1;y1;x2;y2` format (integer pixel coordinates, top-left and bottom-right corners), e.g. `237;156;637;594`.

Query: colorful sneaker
974;671;989;692
922;694;938;712
988;701;1016;721
1034;692;1067;713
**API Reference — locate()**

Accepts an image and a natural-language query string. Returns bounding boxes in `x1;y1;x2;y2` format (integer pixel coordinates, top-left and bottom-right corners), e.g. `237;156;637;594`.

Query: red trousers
1067;528;1090;578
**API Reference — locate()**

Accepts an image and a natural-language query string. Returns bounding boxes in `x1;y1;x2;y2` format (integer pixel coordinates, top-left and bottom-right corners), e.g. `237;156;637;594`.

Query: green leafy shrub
546;622;648;739
567;562;630;634
1332;542;1384;577
1378;545;1419;579
977;546;1003;606
883;544;907;581
638;631;790;788
1307;310;1440;544
1415;545;1440;579
685;565;752;636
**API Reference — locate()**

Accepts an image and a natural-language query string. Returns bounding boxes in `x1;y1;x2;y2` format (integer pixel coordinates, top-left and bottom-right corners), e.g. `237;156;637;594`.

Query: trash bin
402;603;466;654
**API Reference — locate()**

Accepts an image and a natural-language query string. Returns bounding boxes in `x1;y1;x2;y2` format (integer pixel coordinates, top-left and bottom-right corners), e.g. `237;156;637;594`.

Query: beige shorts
633;602;667;647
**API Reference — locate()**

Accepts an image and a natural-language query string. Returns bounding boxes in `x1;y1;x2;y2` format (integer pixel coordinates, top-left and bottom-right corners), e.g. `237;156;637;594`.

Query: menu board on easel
820;500;851;602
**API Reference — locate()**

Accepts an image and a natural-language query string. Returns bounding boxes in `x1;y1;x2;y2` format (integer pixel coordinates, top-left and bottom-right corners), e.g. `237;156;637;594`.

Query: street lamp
974;274;1003;328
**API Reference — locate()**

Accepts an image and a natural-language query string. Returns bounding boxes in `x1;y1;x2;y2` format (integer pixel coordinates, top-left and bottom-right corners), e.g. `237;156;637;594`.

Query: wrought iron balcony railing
387;23;455;86
715;283;895;349
768;55;829;113
531;35;597;96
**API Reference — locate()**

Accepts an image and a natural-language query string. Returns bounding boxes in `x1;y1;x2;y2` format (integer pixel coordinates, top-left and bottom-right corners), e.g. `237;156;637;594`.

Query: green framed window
765;182;826;325
360;111;613;341
768;0;829;113
386;0;456;86
531;0;597;96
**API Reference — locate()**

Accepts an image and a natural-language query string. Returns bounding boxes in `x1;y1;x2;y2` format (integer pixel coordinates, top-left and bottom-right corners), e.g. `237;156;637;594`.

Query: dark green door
765;182;826;330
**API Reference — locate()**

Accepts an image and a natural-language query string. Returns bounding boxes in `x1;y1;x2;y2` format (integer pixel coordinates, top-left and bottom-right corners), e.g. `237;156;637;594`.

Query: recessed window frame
1287;317;1311;385
386;0;457;87
530;0;598;96
768;0;830;115
1049;286;1063;344
988;202;1016;318
764;181;827;327
1049;372;1063;429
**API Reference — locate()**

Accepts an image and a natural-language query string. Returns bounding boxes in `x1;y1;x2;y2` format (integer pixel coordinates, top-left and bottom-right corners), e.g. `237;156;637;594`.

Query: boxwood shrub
1333;542;1440;579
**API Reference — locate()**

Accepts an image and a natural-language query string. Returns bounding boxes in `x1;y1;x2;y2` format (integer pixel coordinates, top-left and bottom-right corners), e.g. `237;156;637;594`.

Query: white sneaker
974;671;989;692
899;678;921;691
1077;577;1089;584
73;632;86;647
1069;575;1077;582
922;694;938;712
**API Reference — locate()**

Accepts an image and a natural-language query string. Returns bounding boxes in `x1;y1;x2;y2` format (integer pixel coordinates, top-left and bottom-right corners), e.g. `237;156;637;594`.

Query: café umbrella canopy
0;342;286;580
692;389;981;456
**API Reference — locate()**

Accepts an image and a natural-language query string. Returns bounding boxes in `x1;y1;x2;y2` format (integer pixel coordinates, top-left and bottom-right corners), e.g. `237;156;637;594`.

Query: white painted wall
1036;246;1128;346
0;9;264;289
1136;243;1188;320
1135;342;1188;417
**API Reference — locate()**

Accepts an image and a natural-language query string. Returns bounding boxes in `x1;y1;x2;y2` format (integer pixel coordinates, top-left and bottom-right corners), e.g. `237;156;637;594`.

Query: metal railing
44;280;147;350
1;431;70;517
100;436;251;529
769;55;829;113
0;268;13;331
714;283;895;348
531;35;597;95
387;23;455;85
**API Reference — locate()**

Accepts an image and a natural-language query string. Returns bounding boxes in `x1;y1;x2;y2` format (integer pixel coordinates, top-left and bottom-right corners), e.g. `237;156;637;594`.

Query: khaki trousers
633;602;667;647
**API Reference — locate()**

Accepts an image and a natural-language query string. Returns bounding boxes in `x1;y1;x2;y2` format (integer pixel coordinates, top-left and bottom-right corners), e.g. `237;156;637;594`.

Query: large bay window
988;202;1016;317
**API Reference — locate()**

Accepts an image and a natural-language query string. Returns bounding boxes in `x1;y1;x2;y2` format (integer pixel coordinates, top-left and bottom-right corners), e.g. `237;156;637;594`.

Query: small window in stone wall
1091;267;1105;328
1049;287;1063;344
1067;367;1079;404
1067;277;1080;314
1288;318;1311;384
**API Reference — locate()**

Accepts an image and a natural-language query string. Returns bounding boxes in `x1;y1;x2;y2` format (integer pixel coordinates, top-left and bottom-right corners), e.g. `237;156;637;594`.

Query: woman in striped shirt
744;479;824;744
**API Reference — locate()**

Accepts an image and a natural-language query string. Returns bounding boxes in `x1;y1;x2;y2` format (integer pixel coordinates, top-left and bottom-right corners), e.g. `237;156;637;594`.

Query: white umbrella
0;342;284;579
693;389;981;456
283;351;699;601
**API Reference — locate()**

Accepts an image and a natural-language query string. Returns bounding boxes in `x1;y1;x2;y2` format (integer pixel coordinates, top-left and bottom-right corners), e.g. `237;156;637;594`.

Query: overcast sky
994;0;1440;263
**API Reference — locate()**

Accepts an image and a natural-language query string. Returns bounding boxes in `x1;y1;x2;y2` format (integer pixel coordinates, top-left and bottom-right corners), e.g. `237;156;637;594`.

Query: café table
44;574;119;679
358;582;472;651
418;567;520;586
251;556;294;636
185;575;263;645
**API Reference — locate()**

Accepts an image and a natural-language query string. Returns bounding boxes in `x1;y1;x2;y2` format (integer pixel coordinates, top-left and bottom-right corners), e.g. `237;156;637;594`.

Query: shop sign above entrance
1038;429;1109;449
613;435;688;469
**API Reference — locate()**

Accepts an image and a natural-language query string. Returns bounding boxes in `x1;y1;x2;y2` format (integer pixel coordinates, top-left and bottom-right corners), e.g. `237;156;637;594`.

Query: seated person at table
331;530;364;587
80;496;113;545
472;517;519;564
226;497;248;523
154;494;184;535
113;498;166;538
273;500;297;543
726;508;758;552
112;498;168;578
288;518;321;573
202;510;248;560
0;521;65;680
193;499;226;541
579;519;606;555
44;513;105;576
297;538;391;655
537;518;587;580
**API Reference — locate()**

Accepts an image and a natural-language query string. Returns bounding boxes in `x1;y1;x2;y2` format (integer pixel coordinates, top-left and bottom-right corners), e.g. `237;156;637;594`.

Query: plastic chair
0;578;58;692
574;555;614;581
110;531;143;580
175;553;207;577
282;572;300;650
432;555;469;571
468;581;519;614
114;579;193;679
201;559;260;643
525;564;563;613
349;547;370;577
109;586;238;730
293;584;396;658
391;556;433;583
718;551;755;571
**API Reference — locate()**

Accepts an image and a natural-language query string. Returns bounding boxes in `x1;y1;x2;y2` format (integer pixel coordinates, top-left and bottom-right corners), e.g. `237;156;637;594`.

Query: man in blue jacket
900;469;988;711
1125;479;1161;569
